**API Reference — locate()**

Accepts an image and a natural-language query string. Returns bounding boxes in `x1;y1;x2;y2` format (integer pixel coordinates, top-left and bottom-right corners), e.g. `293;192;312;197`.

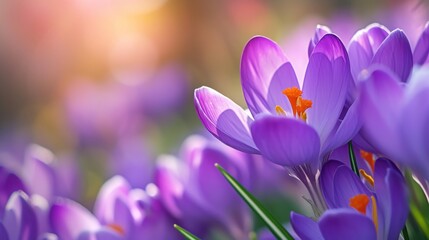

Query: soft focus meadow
1;0;429;239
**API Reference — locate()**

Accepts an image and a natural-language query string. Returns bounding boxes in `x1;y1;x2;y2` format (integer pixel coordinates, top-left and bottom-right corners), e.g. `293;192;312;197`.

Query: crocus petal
240;36;288;116
374;158;409;240
0;224;9;240
154;164;183;219
303;34;350;144
359;68;406;161
413;22;429;65
0;167;26;212
3;191;38;240
194;87;258;153
320;160;345;208
250;115;320;167
372;29;413;82
77;229;122;240
319;208;376;240
308;25;332;57
332;165;372;208
323;98;362;153
348;24;389;79
23;144;56;201
50;198;101;240
266;62;299;114
94;176;131;223
290;212;323;240
399;68;429;178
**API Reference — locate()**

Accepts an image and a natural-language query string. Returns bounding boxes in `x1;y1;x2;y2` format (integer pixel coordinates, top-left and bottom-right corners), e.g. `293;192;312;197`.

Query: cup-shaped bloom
155;135;253;239
50;176;176;240
291;158;409;240
1;191;39;240
195;34;357;170
359;66;429;180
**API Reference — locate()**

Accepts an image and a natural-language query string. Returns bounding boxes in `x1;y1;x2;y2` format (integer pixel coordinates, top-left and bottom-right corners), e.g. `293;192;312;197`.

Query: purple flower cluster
195;22;429;238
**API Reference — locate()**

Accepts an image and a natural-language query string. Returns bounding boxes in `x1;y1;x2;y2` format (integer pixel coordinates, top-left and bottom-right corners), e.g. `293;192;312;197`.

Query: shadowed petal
323;98;362;153
413;22;429;65
290;212;323;240
332;165;372;208
194;87;258;153
319;208;376;240
320;160;345;208
374;158;409;240
0;224;8;240
241;36;288;115
267;62;299;114
372;29;413;82
250;116;320;167
303;34;350;144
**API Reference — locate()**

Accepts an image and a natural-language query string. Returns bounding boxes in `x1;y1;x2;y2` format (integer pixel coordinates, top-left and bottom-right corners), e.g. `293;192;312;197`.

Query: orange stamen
349;194;370;214
275;105;286;116
360;150;375;172
282;87;312;120
282;87;302;116
371;196;379;232
359;169;375;186
107;223;125;236
296;97;313;118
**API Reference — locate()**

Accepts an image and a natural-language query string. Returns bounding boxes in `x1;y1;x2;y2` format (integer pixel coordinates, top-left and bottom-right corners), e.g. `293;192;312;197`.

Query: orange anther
359;169;375;187
282;87;302;116
360;150;375;172
296;97;313;118
349;194;370;215
107;223;125;236
275;105;286;115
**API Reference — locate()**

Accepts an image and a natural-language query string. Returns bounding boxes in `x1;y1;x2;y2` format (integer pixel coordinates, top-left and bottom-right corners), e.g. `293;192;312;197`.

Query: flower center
349;194;370;214
107;223;125;236
275;87;312;121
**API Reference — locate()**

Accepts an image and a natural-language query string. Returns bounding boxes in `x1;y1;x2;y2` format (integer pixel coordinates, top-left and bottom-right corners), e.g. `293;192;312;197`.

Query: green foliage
215;163;293;240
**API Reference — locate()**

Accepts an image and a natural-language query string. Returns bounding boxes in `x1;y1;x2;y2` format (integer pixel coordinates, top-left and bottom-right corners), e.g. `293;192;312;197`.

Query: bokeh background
0;0;427;208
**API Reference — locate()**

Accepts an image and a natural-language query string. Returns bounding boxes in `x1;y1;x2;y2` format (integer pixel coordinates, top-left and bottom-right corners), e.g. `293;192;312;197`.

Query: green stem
174;224;201;240
216;163;293;240
402;224;410;240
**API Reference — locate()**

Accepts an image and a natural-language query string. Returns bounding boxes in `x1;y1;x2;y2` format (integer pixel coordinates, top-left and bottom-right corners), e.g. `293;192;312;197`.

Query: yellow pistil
359;169;375;186
275;105;286;116
371;196;379;232
349;194;370;214
282;87;312;121
107;223;125;236
360;150;375;172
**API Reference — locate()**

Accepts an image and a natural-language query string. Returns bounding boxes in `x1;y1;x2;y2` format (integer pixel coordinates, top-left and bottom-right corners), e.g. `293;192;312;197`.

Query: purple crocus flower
155;135;253;239
359;66;429;181
195;34;357;170
291;158;409;240
50;176;177;240
0;191;50;240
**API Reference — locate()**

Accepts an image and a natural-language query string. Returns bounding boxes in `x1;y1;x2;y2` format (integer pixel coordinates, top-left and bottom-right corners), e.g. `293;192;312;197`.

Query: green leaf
348;141;360;177
174;224;201;240
215;163;293;240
